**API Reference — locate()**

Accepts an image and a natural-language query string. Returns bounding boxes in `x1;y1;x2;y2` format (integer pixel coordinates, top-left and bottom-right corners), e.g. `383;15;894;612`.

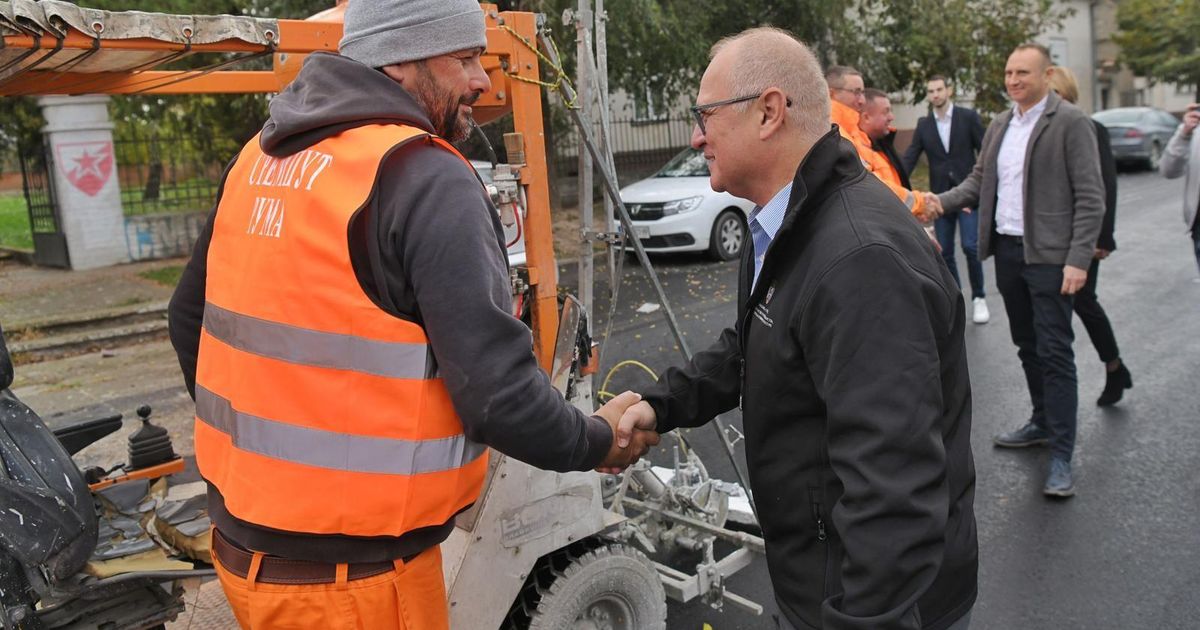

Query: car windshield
1093;109;1145;125
655;149;709;177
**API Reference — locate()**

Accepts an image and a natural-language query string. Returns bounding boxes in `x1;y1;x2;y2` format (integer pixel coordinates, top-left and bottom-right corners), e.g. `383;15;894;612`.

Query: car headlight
662;196;704;216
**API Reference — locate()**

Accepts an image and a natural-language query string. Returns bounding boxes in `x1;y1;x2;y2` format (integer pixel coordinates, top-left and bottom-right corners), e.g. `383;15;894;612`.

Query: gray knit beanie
339;0;487;68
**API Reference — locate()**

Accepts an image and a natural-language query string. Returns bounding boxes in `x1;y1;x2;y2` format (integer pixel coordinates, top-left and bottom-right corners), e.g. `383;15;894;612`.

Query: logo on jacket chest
753;283;775;328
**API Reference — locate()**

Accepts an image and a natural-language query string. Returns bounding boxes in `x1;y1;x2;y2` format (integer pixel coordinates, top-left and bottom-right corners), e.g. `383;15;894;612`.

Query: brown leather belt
212;529;397;585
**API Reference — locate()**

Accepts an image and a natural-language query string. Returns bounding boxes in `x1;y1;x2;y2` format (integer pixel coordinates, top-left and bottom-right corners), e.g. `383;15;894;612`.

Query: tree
1;0;333;170
1114;0;1200;98
509;0;1067;117
853;0;1071;114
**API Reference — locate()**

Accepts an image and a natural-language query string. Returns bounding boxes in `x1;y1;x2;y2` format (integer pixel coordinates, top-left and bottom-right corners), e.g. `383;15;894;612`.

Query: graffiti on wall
124;212;207;261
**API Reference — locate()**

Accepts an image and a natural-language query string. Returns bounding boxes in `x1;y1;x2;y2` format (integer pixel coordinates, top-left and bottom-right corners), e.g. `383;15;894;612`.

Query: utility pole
595;0;616;290
575;0;594;335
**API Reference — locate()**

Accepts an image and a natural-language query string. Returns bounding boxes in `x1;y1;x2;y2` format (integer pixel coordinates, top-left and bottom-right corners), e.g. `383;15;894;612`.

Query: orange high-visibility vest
832;100;926;217
194;124;489;538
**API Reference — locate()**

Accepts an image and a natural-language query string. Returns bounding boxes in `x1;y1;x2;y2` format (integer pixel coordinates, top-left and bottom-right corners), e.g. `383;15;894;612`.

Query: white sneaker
973;297;990;324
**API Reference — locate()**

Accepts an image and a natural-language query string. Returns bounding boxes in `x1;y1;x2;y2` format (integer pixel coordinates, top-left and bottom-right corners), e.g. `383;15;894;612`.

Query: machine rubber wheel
709;209;746;261
506;541;667;630
1146;141;1163;171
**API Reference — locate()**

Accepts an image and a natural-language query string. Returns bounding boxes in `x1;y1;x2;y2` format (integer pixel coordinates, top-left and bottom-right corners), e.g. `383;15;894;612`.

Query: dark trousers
1193;215;1200;274
994;236;1078;462
935;209;985;299
1072;257;1120;364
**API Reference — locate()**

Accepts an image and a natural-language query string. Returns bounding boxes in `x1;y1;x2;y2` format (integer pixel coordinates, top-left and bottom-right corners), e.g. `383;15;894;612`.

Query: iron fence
17;140;57;235
549;112;691;192
112;129;228;216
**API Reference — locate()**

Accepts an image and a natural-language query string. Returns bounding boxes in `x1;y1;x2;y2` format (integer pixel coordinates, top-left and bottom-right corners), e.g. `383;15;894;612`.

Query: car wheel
1146;141;1163;171
708;209;746;261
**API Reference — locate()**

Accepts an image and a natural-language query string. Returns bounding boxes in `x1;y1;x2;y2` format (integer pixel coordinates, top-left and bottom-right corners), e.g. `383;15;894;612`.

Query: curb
6;300;170;337
6;300;172;363
0;247;35;266
9;319;170;362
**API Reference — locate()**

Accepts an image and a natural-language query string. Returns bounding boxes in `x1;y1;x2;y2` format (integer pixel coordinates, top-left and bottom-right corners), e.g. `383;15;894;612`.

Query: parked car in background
618;148;755;261
1092;106;1180;171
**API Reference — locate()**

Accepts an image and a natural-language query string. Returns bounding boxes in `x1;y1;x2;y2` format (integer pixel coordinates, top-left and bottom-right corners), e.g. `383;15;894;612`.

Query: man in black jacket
902;76;988;324
617;27;977;630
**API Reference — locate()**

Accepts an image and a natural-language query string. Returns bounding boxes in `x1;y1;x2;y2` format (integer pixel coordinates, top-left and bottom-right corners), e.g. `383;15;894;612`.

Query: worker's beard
413;63;480;142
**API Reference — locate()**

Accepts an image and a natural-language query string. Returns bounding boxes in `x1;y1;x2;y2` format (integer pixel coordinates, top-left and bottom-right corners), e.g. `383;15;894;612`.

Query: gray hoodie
168;53;612;563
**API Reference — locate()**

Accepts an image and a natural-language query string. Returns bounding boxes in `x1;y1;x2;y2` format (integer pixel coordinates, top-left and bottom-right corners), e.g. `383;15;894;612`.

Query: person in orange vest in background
166;1;657;628
827;65;940;224
858;88;911;194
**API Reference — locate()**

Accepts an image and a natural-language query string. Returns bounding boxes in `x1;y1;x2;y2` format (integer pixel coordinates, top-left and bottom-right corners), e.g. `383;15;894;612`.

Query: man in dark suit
903;76;988;324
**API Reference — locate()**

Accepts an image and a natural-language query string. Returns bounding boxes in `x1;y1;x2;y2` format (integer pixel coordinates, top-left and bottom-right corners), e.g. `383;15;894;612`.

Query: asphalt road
569;169;1200;630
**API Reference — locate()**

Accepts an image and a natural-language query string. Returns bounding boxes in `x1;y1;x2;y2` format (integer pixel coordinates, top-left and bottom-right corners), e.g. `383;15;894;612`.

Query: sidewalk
0;256;183;330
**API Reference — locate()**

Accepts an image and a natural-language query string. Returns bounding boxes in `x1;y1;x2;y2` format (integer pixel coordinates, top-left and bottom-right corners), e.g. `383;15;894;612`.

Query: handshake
919;192;971;223
592;391;660;474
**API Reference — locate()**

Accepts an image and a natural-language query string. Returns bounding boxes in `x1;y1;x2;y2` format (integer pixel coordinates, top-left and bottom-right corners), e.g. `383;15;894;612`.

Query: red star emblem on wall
56;141;114;197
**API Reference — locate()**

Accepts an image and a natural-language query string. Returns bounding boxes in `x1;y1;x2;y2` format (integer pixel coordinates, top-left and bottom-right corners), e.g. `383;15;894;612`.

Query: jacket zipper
738;359;745;410
808;488;827;542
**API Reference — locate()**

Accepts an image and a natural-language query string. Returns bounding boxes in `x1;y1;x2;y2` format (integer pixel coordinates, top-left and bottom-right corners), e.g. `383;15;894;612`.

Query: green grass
0;193;33;251
139;265;184;287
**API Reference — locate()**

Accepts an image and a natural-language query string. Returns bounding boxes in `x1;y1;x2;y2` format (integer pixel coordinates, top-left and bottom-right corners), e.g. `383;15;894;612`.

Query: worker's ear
380;63;411;86
758;88;789;140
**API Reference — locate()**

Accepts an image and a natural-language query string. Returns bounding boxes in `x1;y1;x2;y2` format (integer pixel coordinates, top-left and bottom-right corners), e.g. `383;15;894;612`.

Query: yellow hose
596;359;659;401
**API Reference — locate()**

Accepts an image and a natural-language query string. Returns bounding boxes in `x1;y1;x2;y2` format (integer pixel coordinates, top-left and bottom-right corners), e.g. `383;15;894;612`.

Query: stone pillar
39;95;130;270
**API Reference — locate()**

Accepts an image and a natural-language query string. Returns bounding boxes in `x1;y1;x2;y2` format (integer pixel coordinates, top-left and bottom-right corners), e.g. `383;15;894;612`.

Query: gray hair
710;27;830;141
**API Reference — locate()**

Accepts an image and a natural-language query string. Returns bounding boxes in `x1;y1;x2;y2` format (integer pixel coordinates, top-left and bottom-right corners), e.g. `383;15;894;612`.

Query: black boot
1097;361;1132;406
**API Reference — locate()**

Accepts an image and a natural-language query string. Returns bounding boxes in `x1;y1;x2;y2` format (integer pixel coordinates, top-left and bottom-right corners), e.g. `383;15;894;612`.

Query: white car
619;148;755;261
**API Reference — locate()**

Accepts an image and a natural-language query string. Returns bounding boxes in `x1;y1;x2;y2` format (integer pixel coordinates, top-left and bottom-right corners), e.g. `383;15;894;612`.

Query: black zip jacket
167;53;612;563
641;129;978;630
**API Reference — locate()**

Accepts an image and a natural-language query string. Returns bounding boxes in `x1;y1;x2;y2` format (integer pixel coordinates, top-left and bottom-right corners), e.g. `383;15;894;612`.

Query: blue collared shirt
748;182;792;291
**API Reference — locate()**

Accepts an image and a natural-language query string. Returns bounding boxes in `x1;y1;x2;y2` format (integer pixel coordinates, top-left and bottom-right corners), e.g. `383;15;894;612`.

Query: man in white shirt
932;44;1105;498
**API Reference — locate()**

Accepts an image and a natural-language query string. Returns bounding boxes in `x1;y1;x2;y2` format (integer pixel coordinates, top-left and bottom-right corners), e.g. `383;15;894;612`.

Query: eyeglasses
689;93;793;135
832;87;865;97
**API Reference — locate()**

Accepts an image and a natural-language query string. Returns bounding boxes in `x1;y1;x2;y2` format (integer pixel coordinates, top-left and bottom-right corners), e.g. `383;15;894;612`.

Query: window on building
633;86;668;122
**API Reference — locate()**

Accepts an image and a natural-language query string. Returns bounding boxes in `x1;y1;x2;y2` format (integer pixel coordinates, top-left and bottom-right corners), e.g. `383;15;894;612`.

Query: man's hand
593;392;659;473
1095;248;1110;260
1182;103;1199;138
1061;264;1087;295
922;192;944;222
615;400;657;448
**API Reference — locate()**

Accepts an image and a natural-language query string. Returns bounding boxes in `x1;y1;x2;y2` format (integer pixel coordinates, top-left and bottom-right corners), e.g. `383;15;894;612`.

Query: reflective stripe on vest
194;123;488;538
203;302;437;379
195;385;486;475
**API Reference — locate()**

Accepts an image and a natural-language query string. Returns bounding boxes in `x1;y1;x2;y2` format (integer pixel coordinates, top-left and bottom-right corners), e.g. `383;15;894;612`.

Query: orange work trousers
212;545;449;630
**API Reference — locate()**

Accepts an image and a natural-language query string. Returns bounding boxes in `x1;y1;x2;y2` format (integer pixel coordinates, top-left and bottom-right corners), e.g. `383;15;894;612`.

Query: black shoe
993;422;1050;448
1043;457;1075;498
1097;362;1132;406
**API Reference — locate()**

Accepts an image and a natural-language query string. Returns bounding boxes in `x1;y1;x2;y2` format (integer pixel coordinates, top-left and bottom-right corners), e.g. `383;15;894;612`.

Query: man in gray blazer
930;43;1104;498
1160;102;1200;274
